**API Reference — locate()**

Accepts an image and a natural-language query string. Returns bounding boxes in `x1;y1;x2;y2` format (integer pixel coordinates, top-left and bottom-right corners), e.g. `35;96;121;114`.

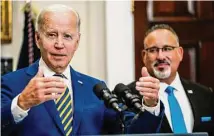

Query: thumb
141;66;150;77
35;67;44;77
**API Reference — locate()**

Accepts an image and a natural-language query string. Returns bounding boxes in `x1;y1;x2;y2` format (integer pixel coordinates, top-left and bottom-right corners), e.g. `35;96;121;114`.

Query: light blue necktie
165;86;187;134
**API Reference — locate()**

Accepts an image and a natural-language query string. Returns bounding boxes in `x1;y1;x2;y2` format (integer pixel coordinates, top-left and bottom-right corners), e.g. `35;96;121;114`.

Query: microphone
113;83;144;113
93;83;122;112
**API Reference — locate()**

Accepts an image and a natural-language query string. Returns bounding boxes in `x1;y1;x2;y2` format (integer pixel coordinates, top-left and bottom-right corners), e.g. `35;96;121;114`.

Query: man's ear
77;33;81;44
141;49;146;64
35;32;40;49
74;33;81;51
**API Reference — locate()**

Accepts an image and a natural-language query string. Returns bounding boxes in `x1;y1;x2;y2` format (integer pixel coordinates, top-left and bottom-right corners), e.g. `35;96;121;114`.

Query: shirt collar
39;58;70;78
160;72;182;92
170;72;182;91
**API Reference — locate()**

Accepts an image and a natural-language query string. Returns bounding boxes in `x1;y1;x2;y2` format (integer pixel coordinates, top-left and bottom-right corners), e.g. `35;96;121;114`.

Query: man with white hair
128;24;214;135
1;4;164;136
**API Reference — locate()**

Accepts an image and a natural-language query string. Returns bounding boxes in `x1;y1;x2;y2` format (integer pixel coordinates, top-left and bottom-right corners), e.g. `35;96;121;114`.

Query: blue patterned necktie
165;86;187;134
54;74;73;136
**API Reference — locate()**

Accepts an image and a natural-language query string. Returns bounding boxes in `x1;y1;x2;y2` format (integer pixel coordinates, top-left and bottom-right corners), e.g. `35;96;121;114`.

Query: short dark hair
144;24;179;44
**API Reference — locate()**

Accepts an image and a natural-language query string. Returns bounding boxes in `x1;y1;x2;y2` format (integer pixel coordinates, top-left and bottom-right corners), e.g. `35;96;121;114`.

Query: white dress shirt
159;72;194;133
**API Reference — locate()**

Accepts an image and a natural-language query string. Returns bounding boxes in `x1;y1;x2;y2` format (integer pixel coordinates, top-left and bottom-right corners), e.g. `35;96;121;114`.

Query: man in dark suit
1;4;164;136
128;24;214;135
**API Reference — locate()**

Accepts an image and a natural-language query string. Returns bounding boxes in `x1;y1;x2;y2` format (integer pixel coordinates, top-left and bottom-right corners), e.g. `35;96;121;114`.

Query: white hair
35;4;81;32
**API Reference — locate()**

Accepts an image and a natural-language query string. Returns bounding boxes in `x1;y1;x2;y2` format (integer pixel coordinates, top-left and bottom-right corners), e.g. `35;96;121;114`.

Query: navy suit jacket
1;61;164;136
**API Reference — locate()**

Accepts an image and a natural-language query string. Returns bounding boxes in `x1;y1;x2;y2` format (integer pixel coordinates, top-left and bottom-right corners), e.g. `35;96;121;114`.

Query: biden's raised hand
18;68;66;110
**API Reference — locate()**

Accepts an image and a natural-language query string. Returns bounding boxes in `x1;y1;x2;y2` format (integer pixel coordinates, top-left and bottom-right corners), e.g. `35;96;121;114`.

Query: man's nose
54;36;64;48
156;49;165;60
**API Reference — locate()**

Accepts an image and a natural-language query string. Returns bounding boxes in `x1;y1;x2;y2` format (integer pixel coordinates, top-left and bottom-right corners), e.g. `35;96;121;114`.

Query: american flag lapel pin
78;80;83;85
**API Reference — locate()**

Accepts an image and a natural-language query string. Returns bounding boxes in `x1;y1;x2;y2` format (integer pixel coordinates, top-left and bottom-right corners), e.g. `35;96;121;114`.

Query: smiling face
142;29;183;84
35;10;80;73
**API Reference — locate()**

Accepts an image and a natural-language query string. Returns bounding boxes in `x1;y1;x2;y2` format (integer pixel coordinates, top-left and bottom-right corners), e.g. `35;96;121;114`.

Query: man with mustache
128;24;214;135
1;4;164;136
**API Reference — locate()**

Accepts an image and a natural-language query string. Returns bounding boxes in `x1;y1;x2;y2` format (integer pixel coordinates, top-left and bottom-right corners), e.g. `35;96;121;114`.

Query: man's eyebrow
162;45;172;47
146;45;158;48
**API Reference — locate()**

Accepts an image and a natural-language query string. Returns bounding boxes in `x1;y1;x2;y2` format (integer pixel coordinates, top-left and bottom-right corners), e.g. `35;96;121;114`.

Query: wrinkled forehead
144;29;178;48
43;10;77;22
41;11;78;31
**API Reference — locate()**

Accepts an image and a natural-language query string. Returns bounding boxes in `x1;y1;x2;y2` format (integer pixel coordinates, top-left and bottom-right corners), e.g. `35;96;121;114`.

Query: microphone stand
121;104;145;134
119;104;128;134
129;105;145;126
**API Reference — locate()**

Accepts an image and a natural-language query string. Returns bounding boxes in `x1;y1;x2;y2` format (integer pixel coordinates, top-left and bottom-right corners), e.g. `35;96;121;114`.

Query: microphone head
113;83;130;97
114;83;143;113
93;82;109;99
93;83;122;112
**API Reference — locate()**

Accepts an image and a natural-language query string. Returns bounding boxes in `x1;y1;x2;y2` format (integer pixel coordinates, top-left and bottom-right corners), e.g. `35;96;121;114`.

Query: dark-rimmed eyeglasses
144;46;179;54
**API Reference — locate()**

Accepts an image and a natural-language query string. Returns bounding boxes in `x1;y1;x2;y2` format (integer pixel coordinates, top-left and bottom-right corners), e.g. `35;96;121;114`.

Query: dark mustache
154;60;170;66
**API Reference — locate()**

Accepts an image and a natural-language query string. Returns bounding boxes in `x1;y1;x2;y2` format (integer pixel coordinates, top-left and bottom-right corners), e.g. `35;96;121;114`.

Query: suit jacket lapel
26;60;65;135
44;100;66;135
160;115;173;133
180;78;200;131
26;60;39;76
70;67;84;134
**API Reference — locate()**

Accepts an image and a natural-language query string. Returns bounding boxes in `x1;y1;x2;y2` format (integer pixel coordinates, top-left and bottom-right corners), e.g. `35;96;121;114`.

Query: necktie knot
165;86;174;95
53;74;66;79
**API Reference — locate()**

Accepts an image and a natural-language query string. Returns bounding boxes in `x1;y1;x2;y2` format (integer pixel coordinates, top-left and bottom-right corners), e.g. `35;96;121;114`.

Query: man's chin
153;68;171;79
49;63;68;73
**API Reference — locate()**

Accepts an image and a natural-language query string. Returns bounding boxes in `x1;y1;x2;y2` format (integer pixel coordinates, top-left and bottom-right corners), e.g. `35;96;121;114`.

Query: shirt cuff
11;94;30;123
142;99;160;116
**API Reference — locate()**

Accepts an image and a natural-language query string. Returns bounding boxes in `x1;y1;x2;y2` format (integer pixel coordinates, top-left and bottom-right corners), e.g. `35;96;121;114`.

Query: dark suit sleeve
123;81;164;133
124;101;164;134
